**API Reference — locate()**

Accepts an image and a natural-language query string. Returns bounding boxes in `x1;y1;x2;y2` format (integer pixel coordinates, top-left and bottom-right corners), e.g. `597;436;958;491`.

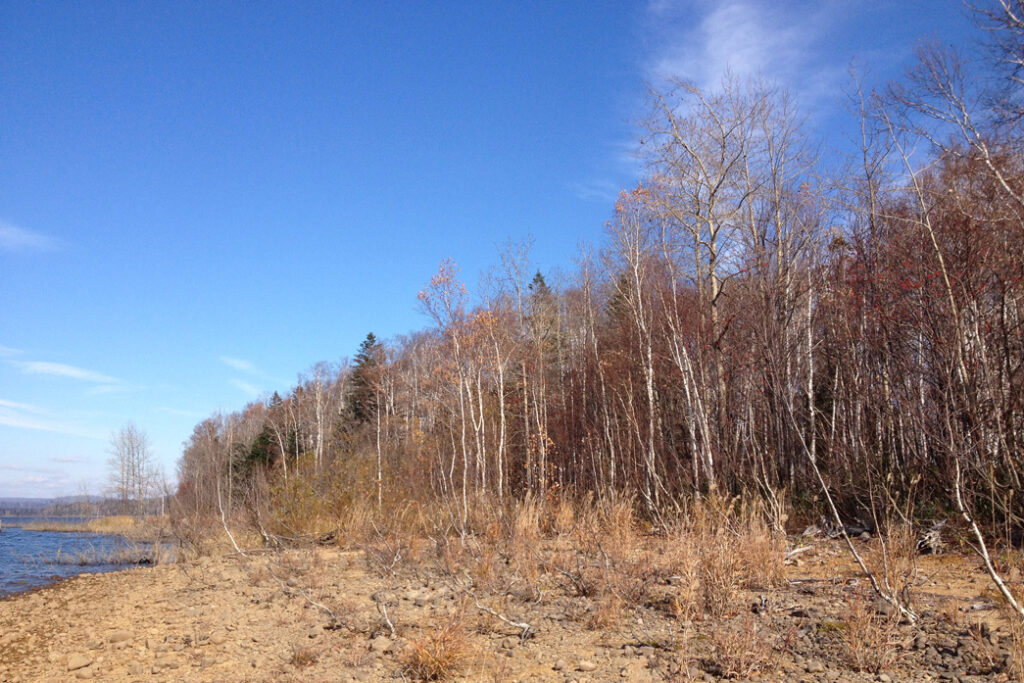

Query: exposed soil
0;537;1020;682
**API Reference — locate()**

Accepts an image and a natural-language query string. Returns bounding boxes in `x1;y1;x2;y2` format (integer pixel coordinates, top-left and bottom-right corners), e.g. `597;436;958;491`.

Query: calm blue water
0;517;138;598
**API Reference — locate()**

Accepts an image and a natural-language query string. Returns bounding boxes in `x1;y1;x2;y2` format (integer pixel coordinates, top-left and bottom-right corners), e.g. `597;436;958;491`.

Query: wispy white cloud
220;356;257;373
643;0;847;106
569;179;623;203
0;403;105;439
0;220;64;252
15;361;118;384
0;463;77;496
50;456;82;464
157;406;206;419
0;344;22;357
230;379;261;397
221;355;286;392
0;398;47;414
88;383;143;396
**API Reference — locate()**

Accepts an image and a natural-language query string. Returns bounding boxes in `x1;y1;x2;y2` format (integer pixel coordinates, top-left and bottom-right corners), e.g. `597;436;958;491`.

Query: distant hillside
0;497;53;513
0;496;122;517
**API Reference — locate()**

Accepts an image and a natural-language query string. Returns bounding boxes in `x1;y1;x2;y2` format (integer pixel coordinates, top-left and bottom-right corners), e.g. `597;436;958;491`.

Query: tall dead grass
652;495;787;619
840;592;900;673
863;521;919;611
512;492;788;623
185;486;789;631
705;613;783;679
49;540;174;566
21;515;143;535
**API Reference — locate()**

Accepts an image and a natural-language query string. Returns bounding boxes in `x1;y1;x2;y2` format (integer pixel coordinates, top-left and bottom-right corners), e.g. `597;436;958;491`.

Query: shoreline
0;522;173;603
0;556;163;603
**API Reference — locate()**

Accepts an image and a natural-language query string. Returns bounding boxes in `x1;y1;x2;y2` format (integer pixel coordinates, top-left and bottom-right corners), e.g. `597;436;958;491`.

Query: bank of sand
0;542;1020;682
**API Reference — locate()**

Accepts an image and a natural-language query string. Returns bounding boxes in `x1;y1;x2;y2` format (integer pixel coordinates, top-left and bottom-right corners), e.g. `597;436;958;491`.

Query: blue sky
0;1;977;498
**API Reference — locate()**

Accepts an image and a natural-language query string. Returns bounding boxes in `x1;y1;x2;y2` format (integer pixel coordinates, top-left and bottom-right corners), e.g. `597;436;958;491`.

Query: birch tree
108;422;154;516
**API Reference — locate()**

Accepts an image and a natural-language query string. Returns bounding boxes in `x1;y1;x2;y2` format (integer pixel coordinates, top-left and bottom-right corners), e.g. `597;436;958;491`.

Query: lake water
0;517;139;598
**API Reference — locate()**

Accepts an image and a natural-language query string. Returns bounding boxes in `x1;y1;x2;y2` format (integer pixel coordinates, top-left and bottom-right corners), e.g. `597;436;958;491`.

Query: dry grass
864;521;919;611
598;493;637;551
89;515;144;534
48;539;174;566
697;532;743;618
512;495;543;544
840;592;900;673
705;614;783;679
1006;615;1024;678
549;495;577;536
338;500;376;545
21;515;143;535
110;490;1024;683
992;580;1024;677
586;593;624;630
653;495;787;620
358;504;428;578
288;642;319;668
403;607;472;680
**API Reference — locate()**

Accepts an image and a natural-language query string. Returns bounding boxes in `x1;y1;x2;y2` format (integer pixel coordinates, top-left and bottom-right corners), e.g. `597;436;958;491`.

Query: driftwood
916;520;947;555
785;545;814;563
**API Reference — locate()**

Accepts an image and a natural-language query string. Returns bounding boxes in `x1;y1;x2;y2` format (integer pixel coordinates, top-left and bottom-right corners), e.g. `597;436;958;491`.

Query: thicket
174;4;1023;558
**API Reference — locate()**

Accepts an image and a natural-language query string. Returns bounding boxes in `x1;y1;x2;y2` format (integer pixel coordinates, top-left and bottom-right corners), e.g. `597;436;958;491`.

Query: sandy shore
0;542;1019;682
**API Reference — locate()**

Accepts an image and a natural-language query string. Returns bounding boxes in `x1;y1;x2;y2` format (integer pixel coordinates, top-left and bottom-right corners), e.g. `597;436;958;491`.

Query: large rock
108;629;132;644
66;654;92;671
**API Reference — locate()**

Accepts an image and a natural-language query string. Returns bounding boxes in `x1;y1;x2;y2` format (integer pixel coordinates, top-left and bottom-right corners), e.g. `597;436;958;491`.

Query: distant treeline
0;496;166;518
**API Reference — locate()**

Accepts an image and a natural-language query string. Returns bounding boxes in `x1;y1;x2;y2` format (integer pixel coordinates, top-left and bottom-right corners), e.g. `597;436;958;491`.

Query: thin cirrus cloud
88;383;143;396
220;356;257;373
569;179;623;203
15;361;119;384
0;398;47;414
157;406;206;419
0;220;64;252
230;379;261;398
221;356;287;396
643;0;846;105
0;399;105;439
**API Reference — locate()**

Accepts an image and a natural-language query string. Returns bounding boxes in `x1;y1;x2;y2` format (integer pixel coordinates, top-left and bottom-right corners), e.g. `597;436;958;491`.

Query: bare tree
108;423;154;517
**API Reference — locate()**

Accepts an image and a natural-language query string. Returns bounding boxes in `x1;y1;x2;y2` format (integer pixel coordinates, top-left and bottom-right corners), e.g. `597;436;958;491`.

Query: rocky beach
0;536;1020;682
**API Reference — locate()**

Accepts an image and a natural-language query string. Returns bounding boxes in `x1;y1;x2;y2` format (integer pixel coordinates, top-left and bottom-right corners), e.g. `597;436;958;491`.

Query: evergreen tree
527;271;560;357
349;332;383;424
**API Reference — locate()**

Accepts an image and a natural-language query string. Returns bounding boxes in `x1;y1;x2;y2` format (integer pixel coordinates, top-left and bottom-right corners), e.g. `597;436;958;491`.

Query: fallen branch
457;576;535;640
372;590;397;638
785;545;813;562
267;565;351;631
470;595;535;641
216;482;246;557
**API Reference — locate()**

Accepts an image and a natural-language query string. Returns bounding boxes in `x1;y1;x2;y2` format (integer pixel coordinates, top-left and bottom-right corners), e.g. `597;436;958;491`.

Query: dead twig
456;575;535;640
372;590;398;638
266;565;351;631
